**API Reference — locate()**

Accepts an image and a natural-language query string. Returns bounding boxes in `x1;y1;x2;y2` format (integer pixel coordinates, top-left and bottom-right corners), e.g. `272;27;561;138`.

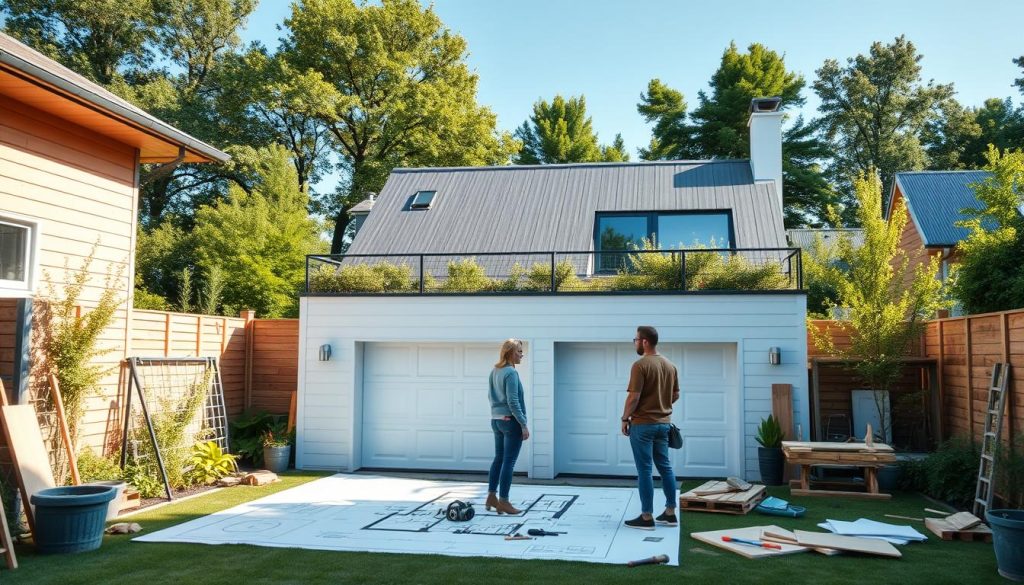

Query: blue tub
30;485;117;554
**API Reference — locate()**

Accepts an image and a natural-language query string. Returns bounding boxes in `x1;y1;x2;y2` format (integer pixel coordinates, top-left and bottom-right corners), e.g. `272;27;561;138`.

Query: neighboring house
297;99;810;481
0;32;227;446
886;171;993;315
786;228;864;252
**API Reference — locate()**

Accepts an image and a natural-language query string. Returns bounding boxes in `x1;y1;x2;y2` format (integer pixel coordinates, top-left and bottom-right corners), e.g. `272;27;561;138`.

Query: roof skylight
410;190;436;209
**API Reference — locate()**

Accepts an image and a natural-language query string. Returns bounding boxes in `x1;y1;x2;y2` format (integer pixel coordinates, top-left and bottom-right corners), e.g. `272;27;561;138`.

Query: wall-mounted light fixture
319;343;332;362
768;347;781;365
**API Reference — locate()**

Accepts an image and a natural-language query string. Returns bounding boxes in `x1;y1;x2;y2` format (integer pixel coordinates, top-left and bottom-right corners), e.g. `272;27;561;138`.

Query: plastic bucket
987;509;1024;581
30;485;117;554
85;480;127;521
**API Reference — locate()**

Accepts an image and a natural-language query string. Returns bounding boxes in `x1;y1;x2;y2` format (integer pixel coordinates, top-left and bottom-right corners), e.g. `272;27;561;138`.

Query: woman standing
486;339;529;515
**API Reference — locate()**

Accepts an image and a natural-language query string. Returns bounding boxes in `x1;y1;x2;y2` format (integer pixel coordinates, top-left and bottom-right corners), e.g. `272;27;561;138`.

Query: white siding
297;294;808;480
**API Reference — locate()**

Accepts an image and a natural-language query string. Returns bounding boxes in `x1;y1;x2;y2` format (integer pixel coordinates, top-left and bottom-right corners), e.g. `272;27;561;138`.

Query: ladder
973;363;1011;519
0;380;18;569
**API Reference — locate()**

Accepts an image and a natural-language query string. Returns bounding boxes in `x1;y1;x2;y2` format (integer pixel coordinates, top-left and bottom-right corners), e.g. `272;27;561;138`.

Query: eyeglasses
632;338;640;343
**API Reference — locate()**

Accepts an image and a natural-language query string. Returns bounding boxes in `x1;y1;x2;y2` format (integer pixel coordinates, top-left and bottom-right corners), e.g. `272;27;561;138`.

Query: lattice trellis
120;357;229;500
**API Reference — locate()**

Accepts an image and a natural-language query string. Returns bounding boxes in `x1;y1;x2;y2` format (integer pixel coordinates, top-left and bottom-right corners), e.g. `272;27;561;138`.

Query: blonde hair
494;338;522;368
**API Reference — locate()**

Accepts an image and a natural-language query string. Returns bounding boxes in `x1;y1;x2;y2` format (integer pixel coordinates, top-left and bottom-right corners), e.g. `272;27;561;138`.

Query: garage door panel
365;345;413;377
556;342;739;478
362;343;520;472
417;346;457;376
682;393;727;423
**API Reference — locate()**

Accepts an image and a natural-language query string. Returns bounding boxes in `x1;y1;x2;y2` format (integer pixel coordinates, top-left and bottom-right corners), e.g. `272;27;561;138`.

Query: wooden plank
966;317;974;439
48;373;80;485
782;441;895;453
947;511;982;531
794;530;901;557
0;404;57;536
937;320;945;441
925;517;993;542
790;488;891;500
690;526;809;559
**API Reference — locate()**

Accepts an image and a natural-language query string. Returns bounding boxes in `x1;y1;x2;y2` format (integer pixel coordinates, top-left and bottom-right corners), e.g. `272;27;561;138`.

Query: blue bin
988;510;1024;582
30;485;117;554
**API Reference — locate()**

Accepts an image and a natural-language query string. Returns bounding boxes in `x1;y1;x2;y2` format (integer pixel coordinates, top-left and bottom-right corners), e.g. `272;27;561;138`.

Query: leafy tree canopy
950;147;1024;314
813;36;954;219
925;98;1024;170
514;95;626;164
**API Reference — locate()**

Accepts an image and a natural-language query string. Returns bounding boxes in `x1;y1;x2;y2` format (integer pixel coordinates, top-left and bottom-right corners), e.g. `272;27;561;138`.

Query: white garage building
296;99;810;480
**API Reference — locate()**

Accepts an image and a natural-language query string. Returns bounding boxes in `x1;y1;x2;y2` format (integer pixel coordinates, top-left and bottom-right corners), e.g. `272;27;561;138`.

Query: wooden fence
810;309;1024;446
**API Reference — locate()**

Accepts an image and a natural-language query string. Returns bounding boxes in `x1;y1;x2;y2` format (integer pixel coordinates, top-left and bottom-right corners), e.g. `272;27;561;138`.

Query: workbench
781;441;896;500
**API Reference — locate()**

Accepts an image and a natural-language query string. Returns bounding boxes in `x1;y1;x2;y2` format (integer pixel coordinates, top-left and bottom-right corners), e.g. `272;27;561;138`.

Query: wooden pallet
680;480;766;515
925;517;993;543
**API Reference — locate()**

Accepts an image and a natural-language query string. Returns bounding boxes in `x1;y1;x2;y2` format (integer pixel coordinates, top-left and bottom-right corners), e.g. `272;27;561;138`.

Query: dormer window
410;190;437;209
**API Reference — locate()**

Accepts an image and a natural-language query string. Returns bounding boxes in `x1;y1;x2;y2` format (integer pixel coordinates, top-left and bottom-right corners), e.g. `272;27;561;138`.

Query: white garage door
554;342;738;477
361;342;527;472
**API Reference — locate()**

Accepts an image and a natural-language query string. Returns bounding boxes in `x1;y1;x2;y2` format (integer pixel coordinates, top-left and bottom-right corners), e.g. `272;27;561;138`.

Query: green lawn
2;473;1004;585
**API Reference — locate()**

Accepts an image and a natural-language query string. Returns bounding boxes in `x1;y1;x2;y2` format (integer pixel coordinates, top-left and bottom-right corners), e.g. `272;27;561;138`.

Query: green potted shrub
756;415;785;486
261;426;291;474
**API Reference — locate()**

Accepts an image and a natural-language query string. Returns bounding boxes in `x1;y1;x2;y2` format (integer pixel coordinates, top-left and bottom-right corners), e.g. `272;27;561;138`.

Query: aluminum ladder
972;363;1011;519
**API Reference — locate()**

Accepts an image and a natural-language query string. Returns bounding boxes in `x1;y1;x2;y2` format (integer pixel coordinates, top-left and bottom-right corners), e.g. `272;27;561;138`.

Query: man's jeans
488;418;524;499
628;422;677;515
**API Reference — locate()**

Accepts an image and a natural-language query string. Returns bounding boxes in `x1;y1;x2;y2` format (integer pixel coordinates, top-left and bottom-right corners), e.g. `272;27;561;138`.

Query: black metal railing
305;248;802;295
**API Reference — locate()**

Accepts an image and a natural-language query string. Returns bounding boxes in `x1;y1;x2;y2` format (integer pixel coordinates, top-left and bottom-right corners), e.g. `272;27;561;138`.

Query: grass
3;473;1004;585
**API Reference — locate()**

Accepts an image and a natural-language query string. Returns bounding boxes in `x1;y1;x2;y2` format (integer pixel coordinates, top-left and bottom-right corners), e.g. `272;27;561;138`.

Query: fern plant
186;441;238;485
756;415;785;448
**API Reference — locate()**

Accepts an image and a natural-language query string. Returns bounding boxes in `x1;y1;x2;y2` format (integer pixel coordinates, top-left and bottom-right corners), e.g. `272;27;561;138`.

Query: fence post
196;315;202;357
937;319;945;442
550;252;556;293
241;309;256;410
164;312;171;357
1002;312;1014;445
679;251;686;291
965;317;974;441
419;255;425;294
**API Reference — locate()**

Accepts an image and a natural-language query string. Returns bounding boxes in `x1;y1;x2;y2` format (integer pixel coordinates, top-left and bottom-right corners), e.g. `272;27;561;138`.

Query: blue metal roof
893;171;992;247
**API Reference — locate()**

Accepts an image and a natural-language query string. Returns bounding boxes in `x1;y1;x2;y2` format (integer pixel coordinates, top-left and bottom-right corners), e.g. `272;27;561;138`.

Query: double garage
297;294;810;481
359;341;739;478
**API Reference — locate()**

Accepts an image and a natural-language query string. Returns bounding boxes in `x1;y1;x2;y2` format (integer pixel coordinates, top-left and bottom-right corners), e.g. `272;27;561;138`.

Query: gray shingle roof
893;171;991;247
348;160;787;256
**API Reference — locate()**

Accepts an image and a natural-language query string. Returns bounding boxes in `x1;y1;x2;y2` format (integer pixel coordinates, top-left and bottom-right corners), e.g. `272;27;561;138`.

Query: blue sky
243;0;1023;162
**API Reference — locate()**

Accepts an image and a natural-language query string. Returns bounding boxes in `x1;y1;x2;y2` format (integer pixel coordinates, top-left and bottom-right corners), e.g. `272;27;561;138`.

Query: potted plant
261;426;291;474
756;415;785;486
988;437;1024;581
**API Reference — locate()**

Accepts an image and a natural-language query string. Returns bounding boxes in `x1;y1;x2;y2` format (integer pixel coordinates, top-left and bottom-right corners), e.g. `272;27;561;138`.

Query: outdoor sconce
319;344;332;362
768;347;781;365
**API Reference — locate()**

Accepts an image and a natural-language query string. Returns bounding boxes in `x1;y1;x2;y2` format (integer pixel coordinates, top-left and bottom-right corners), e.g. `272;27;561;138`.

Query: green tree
637;79;695;160
282;0;518;253
1;0;156;84
813;172;945;441
514;95;625;164
191;145;326;317
639;44;836;226
950;147;1024;314
813;36;954;218
925;98;1024;169
689;42;805;159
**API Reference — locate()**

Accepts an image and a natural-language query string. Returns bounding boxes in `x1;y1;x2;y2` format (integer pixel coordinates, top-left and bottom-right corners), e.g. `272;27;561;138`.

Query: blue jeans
488;418;524;499
629;422;677;515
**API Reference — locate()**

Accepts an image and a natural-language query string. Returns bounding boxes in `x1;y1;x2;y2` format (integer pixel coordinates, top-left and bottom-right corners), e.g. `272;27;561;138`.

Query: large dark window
594;211;733;272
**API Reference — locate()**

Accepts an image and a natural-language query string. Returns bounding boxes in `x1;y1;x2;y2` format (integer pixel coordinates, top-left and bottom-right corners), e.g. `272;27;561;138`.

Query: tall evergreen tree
283;0;518;253
813;36;953;217
925;98;1024;169
514;95;625;164
638;44;836;226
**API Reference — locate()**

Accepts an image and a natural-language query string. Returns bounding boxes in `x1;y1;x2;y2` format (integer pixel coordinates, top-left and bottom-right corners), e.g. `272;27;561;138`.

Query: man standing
621;325;680;530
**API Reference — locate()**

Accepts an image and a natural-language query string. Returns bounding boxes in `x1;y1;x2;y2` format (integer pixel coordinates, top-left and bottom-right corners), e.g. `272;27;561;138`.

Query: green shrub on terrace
440;258;494;292
610;240;790;291
492;263;526;292
525;260;581;291
309;263;414;293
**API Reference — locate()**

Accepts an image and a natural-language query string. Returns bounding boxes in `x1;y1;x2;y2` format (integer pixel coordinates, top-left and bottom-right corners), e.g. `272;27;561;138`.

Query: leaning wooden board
690;525;809;559
0;404;57;537
680;480;766;515
793;530;901;558
925;517;993;543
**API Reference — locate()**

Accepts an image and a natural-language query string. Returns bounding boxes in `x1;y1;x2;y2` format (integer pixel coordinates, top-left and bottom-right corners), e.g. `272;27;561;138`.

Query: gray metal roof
0;32;229;163
348;160;787;256
787;228;864;250
892;171;991;247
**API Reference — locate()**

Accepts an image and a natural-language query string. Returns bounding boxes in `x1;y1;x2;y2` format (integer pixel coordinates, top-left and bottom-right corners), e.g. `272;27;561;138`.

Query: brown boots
494;499;521;515
485;491;521;514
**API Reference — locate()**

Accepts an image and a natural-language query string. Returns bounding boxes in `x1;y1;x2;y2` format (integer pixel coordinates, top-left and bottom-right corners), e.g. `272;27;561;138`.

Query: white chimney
748;97;784;215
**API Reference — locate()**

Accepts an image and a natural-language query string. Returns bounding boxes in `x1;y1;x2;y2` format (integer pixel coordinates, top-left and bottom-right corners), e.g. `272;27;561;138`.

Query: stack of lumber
925;512;992;542
680;480;766;515
781;441;896;465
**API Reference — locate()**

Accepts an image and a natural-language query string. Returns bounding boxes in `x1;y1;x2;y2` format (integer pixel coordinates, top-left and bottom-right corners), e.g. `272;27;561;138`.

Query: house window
410;190;437;209
0;214;41;297
594;211;733;272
